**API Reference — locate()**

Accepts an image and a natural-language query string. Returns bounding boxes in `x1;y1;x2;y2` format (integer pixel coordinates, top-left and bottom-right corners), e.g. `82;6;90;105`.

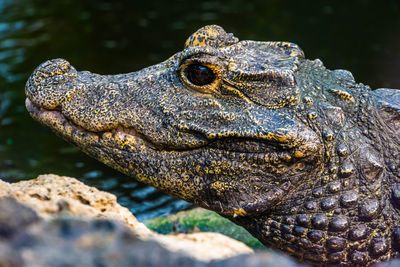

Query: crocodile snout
25;58;78;109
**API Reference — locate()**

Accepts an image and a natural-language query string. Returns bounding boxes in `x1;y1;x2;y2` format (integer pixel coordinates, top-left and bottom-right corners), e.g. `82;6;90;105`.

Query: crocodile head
26;25;400;264
26;25;323;217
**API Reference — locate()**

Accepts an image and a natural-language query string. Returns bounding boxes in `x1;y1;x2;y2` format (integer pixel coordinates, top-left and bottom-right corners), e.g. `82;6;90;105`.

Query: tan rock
0;174;253;262
154;232;253;261
0;174;151;237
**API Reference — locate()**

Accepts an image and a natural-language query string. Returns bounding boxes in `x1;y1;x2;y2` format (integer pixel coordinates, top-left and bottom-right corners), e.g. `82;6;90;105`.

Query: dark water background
1;0;400;220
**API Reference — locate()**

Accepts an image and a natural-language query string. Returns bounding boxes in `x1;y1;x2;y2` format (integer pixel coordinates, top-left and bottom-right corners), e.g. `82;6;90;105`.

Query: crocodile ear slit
225;66;298;107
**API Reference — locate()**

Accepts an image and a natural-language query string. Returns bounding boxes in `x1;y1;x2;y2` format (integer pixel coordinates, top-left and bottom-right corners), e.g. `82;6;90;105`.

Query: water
0;0;399;220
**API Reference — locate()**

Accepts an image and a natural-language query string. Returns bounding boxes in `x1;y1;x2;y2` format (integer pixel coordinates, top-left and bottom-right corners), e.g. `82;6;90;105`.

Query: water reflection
0;0;399;220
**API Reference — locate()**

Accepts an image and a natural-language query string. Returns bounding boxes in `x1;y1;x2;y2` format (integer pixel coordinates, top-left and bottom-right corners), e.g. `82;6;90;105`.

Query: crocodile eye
185;64;215;86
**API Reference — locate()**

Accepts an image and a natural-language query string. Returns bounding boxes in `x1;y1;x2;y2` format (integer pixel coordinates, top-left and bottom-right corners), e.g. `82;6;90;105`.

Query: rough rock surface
0;197;198;267
0;174;253;262
0;197;301;267
0;174;151;236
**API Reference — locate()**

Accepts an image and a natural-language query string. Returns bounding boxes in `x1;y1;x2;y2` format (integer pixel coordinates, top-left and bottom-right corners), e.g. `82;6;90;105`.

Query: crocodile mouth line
25;98;300;162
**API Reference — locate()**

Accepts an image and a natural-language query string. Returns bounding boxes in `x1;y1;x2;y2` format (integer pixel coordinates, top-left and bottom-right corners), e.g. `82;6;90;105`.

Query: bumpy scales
25;25;400;266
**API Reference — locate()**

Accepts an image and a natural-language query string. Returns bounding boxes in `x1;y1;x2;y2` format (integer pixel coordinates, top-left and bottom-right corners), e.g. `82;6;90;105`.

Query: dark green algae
145;208;264;249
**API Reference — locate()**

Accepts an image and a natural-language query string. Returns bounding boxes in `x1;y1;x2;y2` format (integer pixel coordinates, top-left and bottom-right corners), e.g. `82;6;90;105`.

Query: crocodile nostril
25;58;78;110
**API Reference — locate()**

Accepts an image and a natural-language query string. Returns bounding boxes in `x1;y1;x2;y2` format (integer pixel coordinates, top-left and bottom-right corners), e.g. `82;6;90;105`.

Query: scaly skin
25;25;400;266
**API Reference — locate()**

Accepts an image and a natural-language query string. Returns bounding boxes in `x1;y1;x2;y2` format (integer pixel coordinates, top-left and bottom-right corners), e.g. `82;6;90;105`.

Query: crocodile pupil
185;64;215;86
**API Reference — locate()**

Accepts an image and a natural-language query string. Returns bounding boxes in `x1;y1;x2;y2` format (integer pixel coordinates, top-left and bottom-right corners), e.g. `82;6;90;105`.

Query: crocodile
25;25;400;266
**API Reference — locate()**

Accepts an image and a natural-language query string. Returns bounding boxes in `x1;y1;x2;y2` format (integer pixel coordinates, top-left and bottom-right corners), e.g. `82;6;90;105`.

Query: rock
145;207;264;249
0;198;301;267
214;251;306;267
0;198;200;267
0;174;151;236
0;174;252;262
0;196;39;239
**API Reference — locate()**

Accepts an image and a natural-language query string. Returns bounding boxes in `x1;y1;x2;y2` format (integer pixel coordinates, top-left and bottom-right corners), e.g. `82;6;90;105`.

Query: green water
0;0;399;220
